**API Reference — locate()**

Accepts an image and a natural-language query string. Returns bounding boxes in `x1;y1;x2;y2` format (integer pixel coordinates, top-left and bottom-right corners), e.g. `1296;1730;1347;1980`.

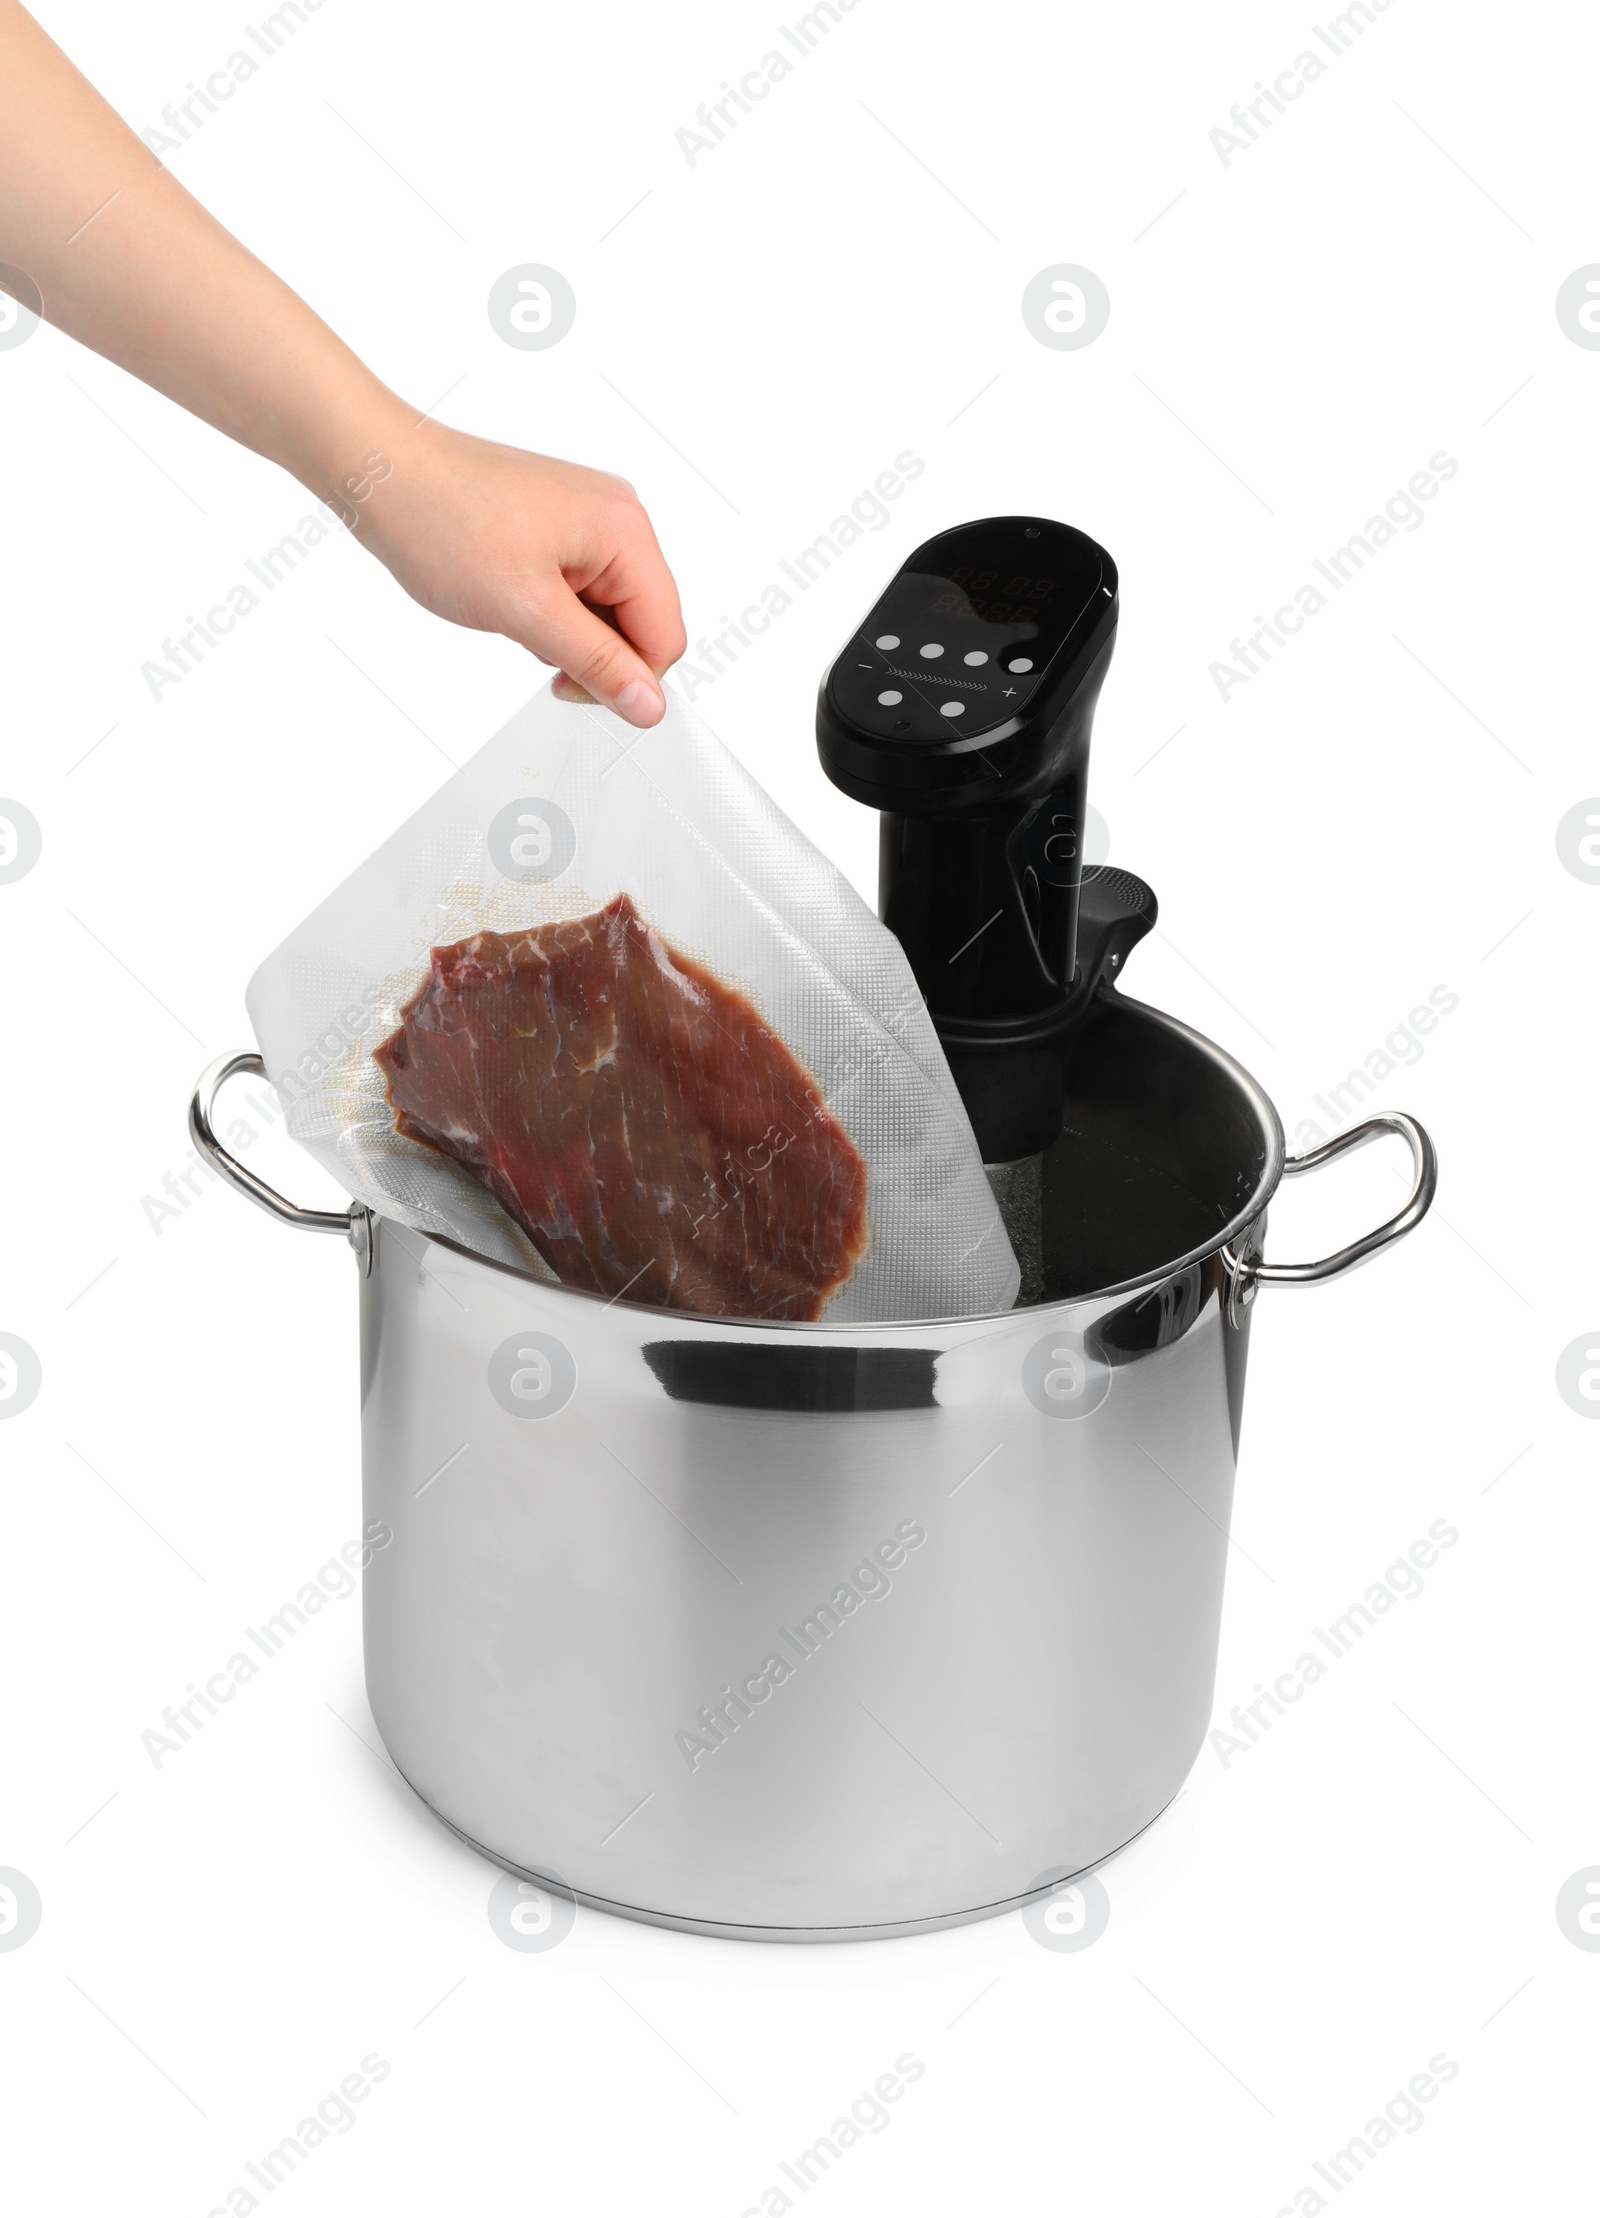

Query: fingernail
615;679;663;728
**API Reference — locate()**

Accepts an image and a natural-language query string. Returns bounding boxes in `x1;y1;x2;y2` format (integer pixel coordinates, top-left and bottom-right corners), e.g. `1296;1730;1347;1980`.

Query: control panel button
1007;656;1034;673
940;701;965;718
874;633;900;649
919;642;945;659
878;690;903;706
963;650;989;666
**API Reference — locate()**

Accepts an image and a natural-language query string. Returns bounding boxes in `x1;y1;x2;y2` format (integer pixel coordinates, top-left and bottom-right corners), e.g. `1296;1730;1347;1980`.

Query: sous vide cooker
192;517;1437;1940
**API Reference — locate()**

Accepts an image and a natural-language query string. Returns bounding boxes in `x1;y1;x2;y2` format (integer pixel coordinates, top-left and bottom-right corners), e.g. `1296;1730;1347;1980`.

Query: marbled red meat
374;894;871;1320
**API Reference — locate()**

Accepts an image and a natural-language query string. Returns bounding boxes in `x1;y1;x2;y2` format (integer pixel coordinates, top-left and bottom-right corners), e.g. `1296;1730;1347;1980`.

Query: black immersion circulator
817;516;1153;1173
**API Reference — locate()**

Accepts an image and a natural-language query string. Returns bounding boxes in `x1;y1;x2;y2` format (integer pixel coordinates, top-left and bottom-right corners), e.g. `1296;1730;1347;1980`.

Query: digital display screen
924;571;1064;630
826;519;1111;746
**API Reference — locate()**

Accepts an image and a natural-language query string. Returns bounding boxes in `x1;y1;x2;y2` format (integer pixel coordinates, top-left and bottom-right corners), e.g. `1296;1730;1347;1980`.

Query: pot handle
190;1052;372;1272
1224;1111;1436;1318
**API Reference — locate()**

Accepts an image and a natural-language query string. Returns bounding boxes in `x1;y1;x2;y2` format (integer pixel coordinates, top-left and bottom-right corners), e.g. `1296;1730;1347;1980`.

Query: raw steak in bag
244;684;1018;1323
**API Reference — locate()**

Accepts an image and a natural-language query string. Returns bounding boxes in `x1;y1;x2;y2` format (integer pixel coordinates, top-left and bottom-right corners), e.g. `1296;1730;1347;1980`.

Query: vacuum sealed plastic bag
245;684;1019;1322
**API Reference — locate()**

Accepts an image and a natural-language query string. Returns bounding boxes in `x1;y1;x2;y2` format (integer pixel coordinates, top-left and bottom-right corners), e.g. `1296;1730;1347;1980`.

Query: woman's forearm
0;0;408;498
0;0;684;722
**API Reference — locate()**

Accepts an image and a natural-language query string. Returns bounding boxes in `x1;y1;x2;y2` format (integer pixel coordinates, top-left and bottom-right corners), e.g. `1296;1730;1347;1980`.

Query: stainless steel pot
192;992;1434;1941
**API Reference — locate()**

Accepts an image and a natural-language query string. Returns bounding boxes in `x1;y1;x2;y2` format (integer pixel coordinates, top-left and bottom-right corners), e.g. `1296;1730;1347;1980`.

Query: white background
1;0;1594;2209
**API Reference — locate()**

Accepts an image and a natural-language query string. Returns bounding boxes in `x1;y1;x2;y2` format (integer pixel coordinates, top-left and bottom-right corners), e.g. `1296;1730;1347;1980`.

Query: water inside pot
991;993;1279;1307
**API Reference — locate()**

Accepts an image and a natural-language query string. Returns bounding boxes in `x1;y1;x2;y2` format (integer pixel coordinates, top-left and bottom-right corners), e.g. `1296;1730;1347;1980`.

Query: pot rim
402;992;1288;1336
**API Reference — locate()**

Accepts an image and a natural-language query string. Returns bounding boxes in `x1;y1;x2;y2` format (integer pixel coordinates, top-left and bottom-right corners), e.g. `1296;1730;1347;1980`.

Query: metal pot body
358;996;1273;1940
192;994;1434;1941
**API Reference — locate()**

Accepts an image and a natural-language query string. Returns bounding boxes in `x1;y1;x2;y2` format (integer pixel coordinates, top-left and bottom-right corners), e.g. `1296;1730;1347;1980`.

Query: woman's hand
356;427;684;728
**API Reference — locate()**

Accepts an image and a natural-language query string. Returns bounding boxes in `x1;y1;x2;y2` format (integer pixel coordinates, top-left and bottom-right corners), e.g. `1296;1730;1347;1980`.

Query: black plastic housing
817;516;1131;1159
